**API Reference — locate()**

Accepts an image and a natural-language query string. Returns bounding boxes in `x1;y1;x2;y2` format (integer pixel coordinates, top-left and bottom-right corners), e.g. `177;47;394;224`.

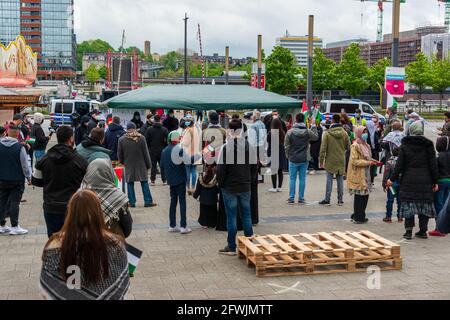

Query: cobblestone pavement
1;121;449;300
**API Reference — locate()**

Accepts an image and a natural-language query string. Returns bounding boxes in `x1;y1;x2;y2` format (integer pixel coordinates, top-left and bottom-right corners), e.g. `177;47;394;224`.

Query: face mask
94;115;101;121
185;121;191;127
361;133;368;141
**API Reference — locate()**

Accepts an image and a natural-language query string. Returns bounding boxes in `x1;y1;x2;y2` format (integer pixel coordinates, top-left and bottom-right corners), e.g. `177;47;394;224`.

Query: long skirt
251;182;259;225
216;191;243;231
198;203;218;228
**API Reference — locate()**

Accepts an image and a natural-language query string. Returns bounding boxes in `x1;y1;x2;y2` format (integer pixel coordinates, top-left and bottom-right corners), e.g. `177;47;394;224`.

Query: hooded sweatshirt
319;124;350;175
284;123;319;163
0;137;31;182
32;144;88;214
76;137;112;164
104;122;126;161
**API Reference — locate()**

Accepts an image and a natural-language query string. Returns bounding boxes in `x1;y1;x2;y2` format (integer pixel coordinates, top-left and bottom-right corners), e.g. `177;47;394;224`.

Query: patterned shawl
82;159;129;223
125;129;141;142
354;125;372;160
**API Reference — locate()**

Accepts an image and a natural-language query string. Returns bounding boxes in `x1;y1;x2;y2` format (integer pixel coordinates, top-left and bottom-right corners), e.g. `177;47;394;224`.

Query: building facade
276;33;323;67
82;53;106;72
422;33;450;61
323;26;448;67
0;0;76;79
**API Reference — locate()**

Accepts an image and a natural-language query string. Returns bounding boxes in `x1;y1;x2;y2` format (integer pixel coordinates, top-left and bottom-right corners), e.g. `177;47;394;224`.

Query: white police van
49;99;102;128
319;99;386;124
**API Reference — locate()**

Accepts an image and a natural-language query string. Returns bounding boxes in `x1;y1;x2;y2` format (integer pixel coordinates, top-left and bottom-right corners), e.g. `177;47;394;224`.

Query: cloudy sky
75;0;444;57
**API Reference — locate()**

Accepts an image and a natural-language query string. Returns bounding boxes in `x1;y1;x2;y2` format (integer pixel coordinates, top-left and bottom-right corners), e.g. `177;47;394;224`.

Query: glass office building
0;0;76;79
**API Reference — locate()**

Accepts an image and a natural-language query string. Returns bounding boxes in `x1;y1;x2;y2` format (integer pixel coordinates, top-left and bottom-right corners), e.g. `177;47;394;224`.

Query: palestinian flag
379;83;398;110
126;243;143;276
114;167;125;193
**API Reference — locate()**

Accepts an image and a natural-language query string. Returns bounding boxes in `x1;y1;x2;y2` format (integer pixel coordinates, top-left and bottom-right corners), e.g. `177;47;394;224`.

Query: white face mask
94;115;101;121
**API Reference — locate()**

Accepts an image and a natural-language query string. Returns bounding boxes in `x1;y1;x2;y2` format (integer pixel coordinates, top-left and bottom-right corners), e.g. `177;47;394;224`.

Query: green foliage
85;64;100;86
311;48;338;91
76;39;115;70
430;56;450;107
98;65;107;79
265;46;300;95
336;43;369;97
368;57;391;92
161;51;183;72
406;52;432;92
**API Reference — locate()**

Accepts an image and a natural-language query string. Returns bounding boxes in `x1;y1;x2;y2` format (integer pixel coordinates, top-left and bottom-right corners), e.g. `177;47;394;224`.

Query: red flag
301;100;308;113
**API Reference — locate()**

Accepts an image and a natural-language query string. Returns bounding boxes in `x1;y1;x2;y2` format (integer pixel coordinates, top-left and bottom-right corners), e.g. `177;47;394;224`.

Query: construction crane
438;0;450;27
197;24;206;84
358;0;406;43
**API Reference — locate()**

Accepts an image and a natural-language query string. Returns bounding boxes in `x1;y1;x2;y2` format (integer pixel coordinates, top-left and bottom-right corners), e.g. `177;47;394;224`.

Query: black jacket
437;150;450;181
193;175;219;205
139;121;152;136
30;123;48;151
104;123;126;161
145;123;169;157
216;138;257;194
391;136;439;202
32;144;88;214
75;115;91;146
162;116;179;132
87;117;98;134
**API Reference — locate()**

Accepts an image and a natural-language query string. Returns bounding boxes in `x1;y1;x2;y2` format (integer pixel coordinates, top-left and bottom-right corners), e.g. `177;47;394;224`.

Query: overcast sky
75;0;444;57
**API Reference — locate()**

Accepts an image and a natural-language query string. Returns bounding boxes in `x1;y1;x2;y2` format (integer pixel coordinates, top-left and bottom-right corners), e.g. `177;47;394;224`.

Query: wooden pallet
237;230;402;277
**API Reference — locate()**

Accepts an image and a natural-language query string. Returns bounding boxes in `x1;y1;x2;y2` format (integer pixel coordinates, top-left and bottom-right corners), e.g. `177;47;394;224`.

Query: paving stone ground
1;121;449;300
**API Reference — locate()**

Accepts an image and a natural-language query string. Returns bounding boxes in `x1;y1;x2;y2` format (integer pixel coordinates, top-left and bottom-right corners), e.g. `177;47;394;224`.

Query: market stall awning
103;85;300;111
0;87;42;109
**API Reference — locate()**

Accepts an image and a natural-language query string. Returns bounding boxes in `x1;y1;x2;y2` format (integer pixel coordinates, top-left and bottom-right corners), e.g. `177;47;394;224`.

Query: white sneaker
309;170;316;175
9;226;28;235
277;188;283;192
180;227;192;234
268;188;277;193
0;225;11;234
168;226;180;233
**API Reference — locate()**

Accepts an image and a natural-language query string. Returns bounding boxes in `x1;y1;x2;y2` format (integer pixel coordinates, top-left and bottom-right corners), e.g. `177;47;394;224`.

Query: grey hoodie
284;123;319;163
0;137;32;181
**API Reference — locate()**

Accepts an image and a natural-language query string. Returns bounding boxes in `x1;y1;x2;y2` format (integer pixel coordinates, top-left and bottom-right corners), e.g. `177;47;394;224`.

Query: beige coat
346;143;372;192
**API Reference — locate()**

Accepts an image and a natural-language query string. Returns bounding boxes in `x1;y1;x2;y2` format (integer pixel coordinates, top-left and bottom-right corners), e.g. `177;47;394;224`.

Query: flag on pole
301;99;308;113
387;90;398;109
379;83;398;110
125;243;142;276
114;167;125;193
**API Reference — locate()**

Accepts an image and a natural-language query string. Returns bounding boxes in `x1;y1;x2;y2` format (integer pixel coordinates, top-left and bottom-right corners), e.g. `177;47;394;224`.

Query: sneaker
169;226;180;233
298;200;306;205
353;218;369;225
0;225;11;234
180;227;192;234
268;188;277;193
309;170;316;175
9;226;28;235
144;203;157;208
319;200;331;206
403;230;412;240
287;199;295;205
338;201;344;206
429;230;447;237
383;217;393;223
219;246;237;256
277;188;283;192
415;231;428;239
150;181;156;186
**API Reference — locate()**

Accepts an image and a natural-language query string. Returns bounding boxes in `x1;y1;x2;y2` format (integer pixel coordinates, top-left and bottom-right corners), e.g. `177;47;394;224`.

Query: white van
49;99;102;128
319;99;386;124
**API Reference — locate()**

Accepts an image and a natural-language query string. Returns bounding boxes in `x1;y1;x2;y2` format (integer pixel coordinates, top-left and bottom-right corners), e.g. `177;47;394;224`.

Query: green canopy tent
103;85;301;111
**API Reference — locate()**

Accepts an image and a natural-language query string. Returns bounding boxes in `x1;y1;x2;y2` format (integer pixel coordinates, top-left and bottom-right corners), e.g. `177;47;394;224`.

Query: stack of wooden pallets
237;230;402;277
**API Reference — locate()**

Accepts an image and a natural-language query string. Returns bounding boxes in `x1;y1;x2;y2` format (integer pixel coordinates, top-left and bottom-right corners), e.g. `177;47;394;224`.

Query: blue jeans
386;181;401;218
288;161;308;201
222;190;254;251
170;183;187;228
34;149;46;163
127;181;153;206
435;181;450;216
185;165;197;189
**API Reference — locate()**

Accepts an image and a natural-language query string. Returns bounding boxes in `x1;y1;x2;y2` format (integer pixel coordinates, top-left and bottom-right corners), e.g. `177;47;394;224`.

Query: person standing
202;111;226;165
40;190;130;300
76;127;111;164
248;110;267;184
145;115;168;185
216;119;257;255
160;131;191;234
32;126;88;237
104;116;126;165
319;114;350;206
384;107;398;136
162;109;179;133
0;126;32;235
130;112;144;130
284;113;319;205
139;113;153;136
365;119;382;185
382;147;402;223
75;115;90;146
308;119;323;175
387;121;439;240
181;116;201;195
30;112;50;163
118;122;156;208
347;126;379;224
87;110;102;134
350;109;367;127
267;118;287;193
438;111;450;137
193;164;219;229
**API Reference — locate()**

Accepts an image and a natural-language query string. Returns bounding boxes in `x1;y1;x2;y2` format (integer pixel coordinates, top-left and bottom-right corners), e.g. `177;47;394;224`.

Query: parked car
319;99;386;125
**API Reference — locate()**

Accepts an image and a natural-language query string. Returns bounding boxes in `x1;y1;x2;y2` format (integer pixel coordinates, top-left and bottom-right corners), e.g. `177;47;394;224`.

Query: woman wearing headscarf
82;159;133;238
387;121;439;240
347;126;379;224
365;118;381;184
75;115;90;146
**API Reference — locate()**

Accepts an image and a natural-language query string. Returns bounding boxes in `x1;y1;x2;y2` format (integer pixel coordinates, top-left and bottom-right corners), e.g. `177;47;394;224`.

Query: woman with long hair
347;126;379;224
82;159;133;238
40;190;130;300
267;118;287;192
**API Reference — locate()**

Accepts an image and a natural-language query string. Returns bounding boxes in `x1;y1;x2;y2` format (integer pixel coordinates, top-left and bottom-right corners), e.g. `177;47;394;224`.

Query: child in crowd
193;165;219;229
382;147;402;223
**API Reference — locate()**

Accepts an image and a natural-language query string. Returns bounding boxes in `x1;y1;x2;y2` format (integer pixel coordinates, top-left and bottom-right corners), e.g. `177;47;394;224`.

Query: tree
310;48;338;91
85;64;100;89
368;57;391;92
161;51;182;72
430;56;450;109
336;43;369;97
98;65;107;79
406;52;432;111
76;39;115;70
265;46;299;95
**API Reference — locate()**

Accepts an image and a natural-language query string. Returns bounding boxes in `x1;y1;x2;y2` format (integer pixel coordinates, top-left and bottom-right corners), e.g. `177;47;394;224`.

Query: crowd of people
0;107;449;299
